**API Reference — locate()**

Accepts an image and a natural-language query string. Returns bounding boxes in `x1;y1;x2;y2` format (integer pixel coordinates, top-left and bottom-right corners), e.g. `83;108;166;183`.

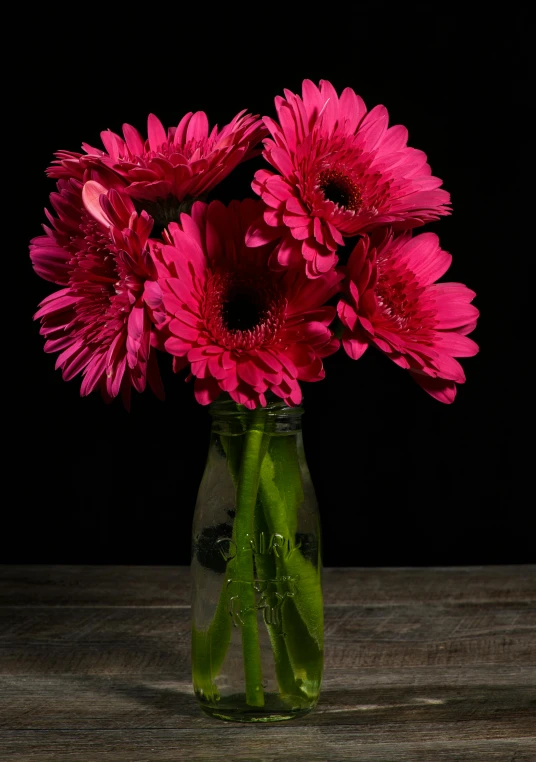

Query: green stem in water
254;484;310;703
234;409;266;707
222;429;305;703
191;432;243;703
191;580;232;702
197;408;322;707
258;436;324;652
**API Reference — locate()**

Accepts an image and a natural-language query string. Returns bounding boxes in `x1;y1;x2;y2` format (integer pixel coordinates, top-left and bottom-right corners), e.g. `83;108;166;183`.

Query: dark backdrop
8;7;532;566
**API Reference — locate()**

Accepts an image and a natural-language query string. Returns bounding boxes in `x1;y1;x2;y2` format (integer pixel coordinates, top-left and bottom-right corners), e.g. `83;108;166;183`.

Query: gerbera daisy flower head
47;110;268;238
152;199;342;409
247;79;451;278
32;181;165;408
337;228;479;403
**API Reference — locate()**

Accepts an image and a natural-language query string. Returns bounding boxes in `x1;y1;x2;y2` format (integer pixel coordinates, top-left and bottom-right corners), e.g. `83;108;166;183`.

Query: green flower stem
258;437;324;652
221;429;305;702
197;411;322;706
191;579;232;702
233;410;266;707
253;500;306;701
221;433;244;492
257;437;324;694
191;432;243;703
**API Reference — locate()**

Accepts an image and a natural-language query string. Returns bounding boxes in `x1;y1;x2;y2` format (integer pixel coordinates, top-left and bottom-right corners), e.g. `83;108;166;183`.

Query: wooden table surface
0;565;535;761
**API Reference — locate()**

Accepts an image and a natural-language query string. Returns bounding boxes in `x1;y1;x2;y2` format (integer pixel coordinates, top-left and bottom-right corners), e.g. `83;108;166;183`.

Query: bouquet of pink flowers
28;79;479;722
30;79;478;410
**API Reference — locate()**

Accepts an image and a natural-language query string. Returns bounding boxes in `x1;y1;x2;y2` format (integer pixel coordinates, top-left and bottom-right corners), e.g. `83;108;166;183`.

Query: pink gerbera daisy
47;111;267;237
32;182;165;407
152;199;342;408
29;166;126;285
248;79;451;278
337;229;479;403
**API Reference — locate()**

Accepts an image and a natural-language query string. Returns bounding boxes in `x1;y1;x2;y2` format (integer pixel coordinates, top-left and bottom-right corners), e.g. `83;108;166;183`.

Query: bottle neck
209;394;304;436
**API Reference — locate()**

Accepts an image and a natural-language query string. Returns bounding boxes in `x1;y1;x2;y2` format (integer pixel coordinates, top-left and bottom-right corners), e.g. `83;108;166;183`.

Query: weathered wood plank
1;603;534;734
1;565;534;606
0;565;191;607
1;669;535;732
323;565;536;605
1;602;534;673
1;730;534;762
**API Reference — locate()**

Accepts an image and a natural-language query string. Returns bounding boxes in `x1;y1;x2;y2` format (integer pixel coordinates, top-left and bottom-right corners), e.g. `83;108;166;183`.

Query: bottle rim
208;392;304;419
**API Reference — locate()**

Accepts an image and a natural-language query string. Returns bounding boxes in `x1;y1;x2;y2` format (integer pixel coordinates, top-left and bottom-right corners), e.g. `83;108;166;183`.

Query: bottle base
197;692;317;723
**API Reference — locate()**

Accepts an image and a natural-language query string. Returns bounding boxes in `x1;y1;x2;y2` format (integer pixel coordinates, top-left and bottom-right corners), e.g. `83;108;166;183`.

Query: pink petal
411;373;457;404
147;114;168;153
194;376;221;405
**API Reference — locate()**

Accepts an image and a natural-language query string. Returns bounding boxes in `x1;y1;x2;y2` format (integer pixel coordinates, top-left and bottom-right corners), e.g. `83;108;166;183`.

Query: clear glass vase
191;395;324;722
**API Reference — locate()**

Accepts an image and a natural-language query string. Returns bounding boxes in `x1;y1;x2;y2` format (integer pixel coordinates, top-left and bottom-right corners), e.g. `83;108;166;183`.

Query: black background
9;7;532;567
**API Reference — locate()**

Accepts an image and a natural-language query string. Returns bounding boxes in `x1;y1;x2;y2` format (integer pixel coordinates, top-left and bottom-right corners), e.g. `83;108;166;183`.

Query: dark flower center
205;270;286;350
222;288;264;331
318;169;361;211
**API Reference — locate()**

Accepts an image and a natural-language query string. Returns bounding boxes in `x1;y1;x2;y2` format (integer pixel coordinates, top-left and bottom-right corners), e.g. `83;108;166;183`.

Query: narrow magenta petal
194;376;221;405
411;373;457;404
342;332;369;361
186;111;209;142
122;123;145;155
147;114;168;152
